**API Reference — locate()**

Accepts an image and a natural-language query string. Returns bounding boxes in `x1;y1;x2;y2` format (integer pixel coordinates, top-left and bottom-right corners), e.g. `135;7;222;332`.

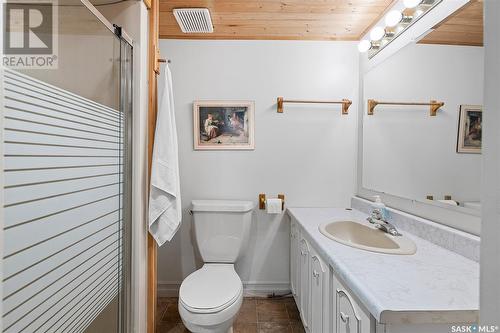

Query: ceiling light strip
359;0;443;58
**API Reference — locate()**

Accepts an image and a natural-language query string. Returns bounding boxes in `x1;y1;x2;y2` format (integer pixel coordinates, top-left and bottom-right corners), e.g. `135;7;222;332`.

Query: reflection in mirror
362;1;483;212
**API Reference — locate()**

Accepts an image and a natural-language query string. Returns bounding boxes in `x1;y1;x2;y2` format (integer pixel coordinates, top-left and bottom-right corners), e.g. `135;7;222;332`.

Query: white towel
148;65;182;246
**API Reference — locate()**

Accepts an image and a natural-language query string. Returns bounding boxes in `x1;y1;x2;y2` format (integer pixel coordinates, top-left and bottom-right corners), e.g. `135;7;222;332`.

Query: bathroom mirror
361;1;483;215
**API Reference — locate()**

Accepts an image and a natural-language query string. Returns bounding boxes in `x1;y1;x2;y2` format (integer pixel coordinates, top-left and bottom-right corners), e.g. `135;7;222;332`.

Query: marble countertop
287;207;479;324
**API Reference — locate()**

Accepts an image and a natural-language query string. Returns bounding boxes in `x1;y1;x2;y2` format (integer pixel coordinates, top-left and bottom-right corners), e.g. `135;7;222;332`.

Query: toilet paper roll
266;198;282;214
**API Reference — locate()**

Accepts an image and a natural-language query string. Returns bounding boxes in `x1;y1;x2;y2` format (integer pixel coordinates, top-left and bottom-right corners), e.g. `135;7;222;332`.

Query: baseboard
242;281;291;297
157;281;291;298
157;281;181;297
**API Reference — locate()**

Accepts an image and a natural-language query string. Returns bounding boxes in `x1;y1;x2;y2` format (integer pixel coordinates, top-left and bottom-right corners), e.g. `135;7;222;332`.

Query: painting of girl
193;101;255;150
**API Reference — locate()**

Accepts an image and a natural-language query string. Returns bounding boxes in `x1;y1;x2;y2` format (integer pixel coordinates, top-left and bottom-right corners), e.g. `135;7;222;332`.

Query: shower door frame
78;1;134;332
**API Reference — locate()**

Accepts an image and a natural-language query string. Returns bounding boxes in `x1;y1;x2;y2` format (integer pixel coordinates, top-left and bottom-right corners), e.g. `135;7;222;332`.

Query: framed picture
193;100;255;150
457;104;482;154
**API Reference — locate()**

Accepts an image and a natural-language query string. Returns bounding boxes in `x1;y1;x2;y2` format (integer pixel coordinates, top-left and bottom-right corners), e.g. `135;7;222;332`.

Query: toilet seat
179;264;242;314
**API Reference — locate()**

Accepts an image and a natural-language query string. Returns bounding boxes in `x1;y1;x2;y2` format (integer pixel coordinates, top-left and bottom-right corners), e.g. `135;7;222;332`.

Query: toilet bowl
178;200;254;333
179;264;243;333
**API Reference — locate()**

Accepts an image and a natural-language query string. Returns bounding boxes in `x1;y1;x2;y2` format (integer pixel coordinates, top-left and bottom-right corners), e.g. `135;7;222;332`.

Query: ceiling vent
173;8;214;33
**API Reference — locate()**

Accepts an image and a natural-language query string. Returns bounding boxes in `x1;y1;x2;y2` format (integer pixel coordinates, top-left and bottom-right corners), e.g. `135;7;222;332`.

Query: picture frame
193;100;255;150
457;104;482;154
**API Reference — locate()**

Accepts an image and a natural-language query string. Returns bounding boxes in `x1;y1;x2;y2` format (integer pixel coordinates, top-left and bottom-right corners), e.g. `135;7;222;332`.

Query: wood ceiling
158;0;395;40
419;0;483;46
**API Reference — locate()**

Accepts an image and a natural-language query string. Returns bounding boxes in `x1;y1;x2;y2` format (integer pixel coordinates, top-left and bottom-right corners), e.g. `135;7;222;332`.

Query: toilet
178;200;254;333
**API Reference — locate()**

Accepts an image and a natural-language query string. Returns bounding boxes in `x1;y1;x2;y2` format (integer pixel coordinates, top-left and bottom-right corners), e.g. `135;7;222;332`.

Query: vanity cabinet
290;216;372;333
290;218;331;333
288;212;477;333
298;234;311;330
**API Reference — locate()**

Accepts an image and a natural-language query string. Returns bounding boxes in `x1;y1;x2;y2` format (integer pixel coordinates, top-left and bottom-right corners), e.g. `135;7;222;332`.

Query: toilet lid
179;264;242;313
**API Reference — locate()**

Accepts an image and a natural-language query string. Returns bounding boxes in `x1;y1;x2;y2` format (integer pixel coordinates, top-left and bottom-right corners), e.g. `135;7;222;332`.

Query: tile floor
156;297;306;333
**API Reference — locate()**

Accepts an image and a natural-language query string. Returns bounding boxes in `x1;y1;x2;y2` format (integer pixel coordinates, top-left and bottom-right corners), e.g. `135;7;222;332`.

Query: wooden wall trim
147;0;159;331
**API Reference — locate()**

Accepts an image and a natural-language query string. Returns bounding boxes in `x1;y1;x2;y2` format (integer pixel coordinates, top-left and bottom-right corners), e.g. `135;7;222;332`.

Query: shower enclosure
1;0;132;331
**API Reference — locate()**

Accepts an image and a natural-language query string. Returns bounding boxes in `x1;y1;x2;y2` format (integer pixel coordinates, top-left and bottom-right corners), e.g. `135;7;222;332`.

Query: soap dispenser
372;195;389;221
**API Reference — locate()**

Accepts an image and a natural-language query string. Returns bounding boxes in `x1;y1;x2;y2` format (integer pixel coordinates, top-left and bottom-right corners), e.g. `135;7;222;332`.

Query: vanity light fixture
358;39;372;53
403;0;423;8
370;26;386;41
414;8;425;17
385;10;403;27
358;0;441;58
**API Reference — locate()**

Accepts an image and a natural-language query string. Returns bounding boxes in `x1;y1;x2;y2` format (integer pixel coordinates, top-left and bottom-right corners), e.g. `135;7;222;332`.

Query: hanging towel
149;65;182;246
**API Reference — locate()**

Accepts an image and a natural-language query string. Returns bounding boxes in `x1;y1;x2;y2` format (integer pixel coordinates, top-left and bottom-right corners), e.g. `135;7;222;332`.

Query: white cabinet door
332;272;373;333
290;219;299;298
336;289;361;333
310;248;330;333
299;235;311;331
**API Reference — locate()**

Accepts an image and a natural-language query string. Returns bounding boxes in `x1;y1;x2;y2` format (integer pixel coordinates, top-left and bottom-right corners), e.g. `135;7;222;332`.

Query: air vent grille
173;8;214;33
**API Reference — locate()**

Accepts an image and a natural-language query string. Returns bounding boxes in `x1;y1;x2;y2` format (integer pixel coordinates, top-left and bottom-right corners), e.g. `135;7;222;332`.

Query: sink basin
319;220;416;255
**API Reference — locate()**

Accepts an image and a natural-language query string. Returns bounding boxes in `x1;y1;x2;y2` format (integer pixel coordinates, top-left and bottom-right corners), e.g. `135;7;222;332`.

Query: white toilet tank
191;200;254;263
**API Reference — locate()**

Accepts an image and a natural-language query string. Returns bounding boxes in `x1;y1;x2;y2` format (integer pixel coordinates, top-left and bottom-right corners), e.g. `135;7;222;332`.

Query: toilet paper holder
259;193;285;211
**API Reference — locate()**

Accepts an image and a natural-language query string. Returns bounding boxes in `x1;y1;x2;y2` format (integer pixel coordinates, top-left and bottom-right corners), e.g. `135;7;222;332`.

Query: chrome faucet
366;210;402;236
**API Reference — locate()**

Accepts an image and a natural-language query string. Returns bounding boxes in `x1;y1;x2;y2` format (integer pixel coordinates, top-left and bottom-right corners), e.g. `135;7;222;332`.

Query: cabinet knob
340;311;350;324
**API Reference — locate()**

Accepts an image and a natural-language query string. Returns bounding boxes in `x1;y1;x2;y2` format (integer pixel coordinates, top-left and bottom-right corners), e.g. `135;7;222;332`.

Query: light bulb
358;40;372;53
403;0;422;8
385;10;403;27
370;26;386;41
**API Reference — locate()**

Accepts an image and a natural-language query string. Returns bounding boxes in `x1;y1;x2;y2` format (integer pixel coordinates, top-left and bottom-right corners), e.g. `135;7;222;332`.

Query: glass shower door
1;0;132;332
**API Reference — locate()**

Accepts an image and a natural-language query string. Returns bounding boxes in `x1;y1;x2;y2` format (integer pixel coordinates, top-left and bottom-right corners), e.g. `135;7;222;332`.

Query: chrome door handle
340;311;349;324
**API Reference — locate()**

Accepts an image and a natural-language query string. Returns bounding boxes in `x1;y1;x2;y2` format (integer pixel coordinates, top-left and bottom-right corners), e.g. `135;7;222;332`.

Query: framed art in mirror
457;105;482;154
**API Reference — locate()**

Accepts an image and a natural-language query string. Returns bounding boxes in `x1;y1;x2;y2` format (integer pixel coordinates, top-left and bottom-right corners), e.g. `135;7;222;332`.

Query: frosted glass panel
2;68;123;333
